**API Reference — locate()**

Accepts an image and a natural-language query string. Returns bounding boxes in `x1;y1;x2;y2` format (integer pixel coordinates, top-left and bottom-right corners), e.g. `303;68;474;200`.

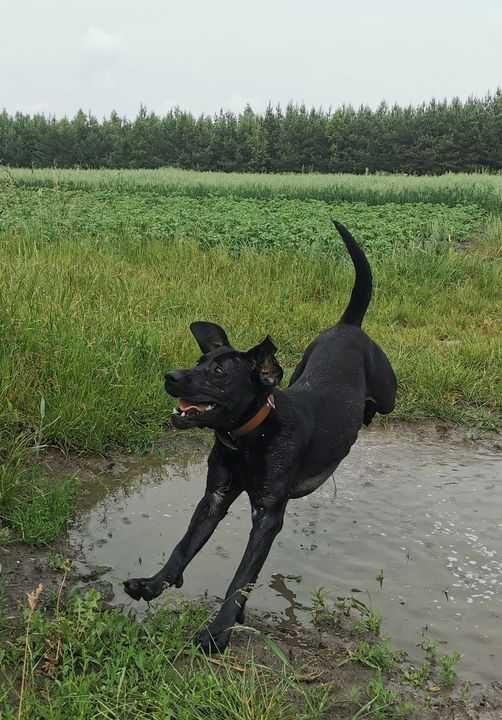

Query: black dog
124;221;396;653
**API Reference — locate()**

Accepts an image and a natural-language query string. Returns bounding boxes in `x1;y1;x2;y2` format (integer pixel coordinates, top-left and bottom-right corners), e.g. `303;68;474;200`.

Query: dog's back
285;222;396;485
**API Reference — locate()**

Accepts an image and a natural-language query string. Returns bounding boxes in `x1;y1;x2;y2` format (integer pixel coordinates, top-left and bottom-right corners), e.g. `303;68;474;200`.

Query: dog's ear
246;336;283;387
190;321;231;353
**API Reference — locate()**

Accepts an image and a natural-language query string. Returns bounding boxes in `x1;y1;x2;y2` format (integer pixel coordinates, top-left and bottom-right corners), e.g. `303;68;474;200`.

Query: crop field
0;168;501;454
0;187;488;256
6;167;502;209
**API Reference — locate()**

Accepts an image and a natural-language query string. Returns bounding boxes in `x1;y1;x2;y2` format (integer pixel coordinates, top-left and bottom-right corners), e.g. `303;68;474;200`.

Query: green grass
0;171;501;452
345;639;401;673
351;675;414;720
0;218;500;452
0;589;327;720
0;431;76;545
3;474;76;545
4;166;502;211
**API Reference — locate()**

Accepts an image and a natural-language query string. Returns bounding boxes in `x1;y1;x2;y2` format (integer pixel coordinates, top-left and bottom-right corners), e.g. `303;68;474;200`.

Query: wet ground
68;424;501;684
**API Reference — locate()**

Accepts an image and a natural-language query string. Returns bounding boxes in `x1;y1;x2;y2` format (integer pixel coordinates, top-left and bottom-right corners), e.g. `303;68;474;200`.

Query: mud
61;423;502;686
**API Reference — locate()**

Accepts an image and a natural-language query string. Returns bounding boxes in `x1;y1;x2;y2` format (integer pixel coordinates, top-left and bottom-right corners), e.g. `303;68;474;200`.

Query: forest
1;91;502;174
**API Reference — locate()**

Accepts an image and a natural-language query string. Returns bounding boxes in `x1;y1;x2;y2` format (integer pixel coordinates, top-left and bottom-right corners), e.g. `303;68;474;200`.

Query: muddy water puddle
69;426;502;683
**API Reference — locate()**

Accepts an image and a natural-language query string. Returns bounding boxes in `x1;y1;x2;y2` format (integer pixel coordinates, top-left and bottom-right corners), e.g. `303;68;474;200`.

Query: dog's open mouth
172;399;217;418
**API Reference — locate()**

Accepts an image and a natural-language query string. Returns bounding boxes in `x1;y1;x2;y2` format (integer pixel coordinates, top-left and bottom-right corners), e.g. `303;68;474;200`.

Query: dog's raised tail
332;220;372;327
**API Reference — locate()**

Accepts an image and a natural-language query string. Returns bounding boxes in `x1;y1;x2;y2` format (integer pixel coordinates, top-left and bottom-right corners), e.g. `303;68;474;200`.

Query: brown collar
216;395;276;450
234;394;276;436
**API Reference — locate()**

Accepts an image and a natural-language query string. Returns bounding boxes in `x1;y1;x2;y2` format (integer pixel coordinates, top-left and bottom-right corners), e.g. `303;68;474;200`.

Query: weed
420;639;439;665
403;662;432;688
351;673;414;719
345;639;401;672
311;587;331;625
355;608;382;637
404;640;462;689
18;583;44;720
0;428;76;544
46;553;73;573
438;651;462;687
312;590;383;639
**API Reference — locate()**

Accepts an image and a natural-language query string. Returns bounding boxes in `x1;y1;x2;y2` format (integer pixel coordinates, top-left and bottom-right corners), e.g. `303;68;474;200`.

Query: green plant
343;639;400;672
5;166;502;212
351;674;414;719
438;651;462;687
355;608;382;637
0;431;34;512
3;474;76;545
47;553;73;573
405;640;462;689
403;662;432;688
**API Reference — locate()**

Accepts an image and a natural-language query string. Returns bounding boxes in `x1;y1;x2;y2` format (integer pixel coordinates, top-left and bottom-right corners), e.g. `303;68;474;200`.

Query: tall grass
0;431;76;544
0;224;500;452
4;167;502;210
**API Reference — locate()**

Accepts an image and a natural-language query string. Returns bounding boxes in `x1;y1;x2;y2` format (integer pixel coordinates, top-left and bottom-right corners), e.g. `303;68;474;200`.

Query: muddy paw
196;625;231;655
123;577;165;602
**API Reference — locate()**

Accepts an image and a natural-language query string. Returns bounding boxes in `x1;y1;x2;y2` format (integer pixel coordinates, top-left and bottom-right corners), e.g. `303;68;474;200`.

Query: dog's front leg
124;459;241;602
197;499;287;653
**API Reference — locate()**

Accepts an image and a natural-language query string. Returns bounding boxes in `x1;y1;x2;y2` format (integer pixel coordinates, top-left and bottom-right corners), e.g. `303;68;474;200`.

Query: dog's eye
214;366;225;375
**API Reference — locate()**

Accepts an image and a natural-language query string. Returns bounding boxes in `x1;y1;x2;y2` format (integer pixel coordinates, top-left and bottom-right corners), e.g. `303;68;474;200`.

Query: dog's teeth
181;411;186;417
173;407;180;415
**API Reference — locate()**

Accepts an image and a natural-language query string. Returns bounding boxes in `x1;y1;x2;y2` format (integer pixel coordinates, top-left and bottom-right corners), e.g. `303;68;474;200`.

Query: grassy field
6;166;502;210
0;170;501;454
0;167;500;719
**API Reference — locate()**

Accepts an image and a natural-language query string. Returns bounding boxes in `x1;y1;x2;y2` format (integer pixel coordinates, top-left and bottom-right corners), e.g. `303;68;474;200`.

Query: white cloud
82;27;122;56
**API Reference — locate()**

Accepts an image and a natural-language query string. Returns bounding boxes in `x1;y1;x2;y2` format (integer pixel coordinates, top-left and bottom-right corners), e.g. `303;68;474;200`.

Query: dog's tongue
178;399;210;413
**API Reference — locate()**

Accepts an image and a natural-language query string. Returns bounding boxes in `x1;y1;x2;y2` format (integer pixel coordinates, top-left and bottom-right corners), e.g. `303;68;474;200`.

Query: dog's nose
164;370;186;388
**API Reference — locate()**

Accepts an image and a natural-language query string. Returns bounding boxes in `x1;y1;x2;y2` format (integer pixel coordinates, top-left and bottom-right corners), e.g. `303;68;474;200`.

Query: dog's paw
123;577;145;601
123;576;166;602
196;624;231;655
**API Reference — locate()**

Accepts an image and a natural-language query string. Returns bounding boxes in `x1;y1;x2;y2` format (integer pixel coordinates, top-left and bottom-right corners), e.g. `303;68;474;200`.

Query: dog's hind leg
365;342;397;416
196;498;287;653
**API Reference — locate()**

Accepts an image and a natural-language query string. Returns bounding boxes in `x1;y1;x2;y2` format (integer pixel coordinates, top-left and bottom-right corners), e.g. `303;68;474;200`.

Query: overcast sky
1;0;501;119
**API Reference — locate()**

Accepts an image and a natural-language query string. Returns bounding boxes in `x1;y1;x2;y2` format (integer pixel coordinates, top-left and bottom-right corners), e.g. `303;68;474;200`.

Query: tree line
1;92;502;174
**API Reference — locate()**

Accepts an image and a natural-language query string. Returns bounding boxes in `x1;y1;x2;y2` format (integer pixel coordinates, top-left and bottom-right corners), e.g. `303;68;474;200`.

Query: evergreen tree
1;92;502;173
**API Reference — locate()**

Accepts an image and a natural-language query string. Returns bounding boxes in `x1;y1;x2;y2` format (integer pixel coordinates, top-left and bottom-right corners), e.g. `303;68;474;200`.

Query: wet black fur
124;221;397;653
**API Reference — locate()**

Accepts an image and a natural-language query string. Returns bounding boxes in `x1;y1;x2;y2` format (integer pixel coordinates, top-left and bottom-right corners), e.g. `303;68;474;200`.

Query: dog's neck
216;394;275;450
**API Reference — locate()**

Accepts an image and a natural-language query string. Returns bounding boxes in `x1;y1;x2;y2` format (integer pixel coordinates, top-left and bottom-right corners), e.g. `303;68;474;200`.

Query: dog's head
165;321;283;431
